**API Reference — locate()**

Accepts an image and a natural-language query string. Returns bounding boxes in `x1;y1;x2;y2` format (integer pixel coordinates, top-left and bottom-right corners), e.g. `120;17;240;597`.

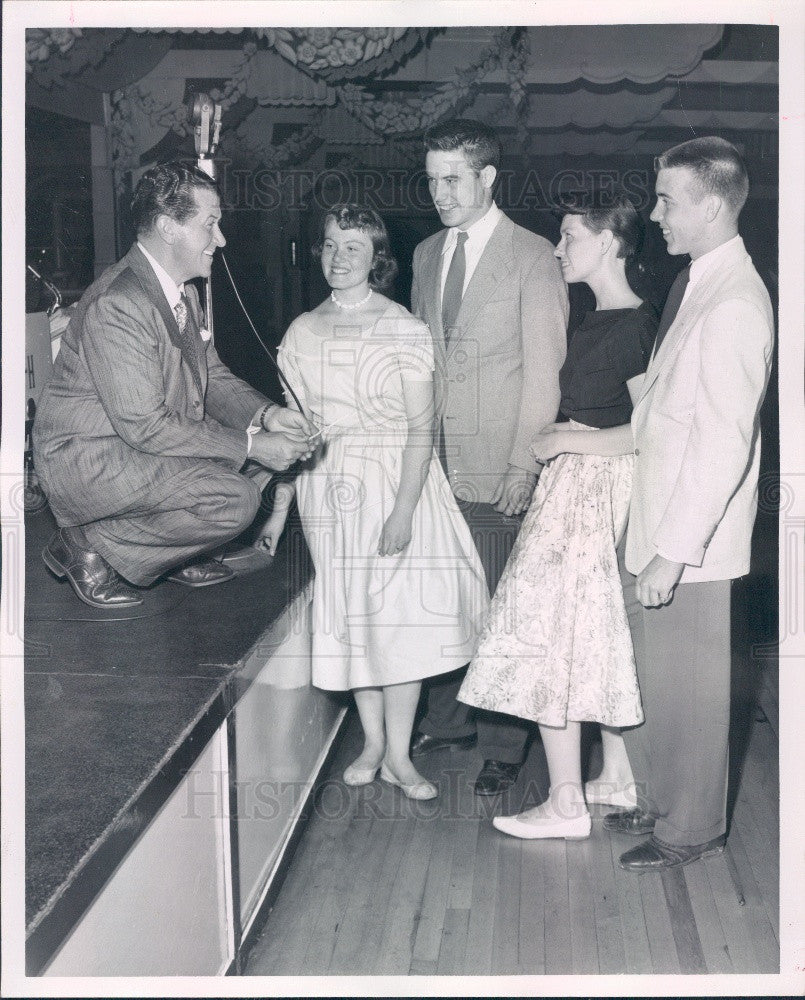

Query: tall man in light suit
34;162;316;610
604;137;774;870
409;120;568;795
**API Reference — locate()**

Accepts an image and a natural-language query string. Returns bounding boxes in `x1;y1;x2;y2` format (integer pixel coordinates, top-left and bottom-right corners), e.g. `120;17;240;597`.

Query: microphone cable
218;252;310;421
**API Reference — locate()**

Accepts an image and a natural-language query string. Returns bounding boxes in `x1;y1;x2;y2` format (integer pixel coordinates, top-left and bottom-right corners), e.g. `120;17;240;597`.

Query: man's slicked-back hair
131;161;220;236
423;118;501;172
654;136;749;215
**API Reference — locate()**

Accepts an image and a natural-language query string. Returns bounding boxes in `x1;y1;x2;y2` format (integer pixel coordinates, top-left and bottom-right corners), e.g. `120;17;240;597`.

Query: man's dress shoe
167;558;235;587
42;528;143;609
619;834;726;872
603;807;657;836
473;759;521;796
410;732;476;757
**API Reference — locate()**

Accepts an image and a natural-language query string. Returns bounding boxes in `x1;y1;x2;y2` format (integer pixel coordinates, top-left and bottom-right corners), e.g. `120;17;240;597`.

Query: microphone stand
191;93;222;344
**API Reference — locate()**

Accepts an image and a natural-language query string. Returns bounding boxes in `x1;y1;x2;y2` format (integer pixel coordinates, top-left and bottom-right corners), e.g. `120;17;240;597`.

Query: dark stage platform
24;500;311;965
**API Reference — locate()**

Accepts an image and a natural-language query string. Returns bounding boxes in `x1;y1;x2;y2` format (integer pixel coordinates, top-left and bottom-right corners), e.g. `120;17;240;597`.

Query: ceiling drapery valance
28;23;765;179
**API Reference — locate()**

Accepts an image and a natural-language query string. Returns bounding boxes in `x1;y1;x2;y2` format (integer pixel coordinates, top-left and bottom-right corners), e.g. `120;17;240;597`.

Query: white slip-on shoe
492;810;592;840
584;780;638;809
380;763;437;801
343;759;381;786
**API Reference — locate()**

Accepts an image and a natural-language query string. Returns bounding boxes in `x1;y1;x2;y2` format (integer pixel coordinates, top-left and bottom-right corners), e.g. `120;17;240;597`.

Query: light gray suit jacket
626;236;774;582
411;212;568;504
33;244;267;526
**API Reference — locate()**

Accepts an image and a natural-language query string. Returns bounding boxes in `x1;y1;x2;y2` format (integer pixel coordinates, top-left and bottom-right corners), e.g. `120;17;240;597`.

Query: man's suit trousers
418;499;533;763
621;572;732;847
82;460;262;586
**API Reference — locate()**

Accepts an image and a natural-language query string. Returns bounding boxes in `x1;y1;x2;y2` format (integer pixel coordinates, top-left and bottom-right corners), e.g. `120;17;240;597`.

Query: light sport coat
411;212;568;504
33;244;267;526
625;236;774;583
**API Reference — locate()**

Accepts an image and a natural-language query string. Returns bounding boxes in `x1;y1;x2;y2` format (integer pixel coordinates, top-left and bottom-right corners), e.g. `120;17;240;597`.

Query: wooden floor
243;663;779;977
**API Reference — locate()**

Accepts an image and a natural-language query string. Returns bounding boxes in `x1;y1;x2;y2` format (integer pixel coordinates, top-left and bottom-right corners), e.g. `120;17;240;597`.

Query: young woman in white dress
257;205;489;801
458;194;657;838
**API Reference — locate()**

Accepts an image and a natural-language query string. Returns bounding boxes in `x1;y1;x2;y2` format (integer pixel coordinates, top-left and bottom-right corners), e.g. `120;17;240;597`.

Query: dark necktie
653;265;690;356
174;293;203;394
441;230;469;343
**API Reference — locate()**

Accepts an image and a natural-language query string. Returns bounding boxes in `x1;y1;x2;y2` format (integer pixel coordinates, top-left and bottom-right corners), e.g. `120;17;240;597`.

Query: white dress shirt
137;241;185;311
439;202;503;300
683;234;743;305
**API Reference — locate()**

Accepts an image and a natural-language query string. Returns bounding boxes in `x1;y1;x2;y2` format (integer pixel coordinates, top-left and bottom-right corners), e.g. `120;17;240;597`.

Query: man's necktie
653;265;691;356
174;295;189;334
174;294;203;394
441;230;469;343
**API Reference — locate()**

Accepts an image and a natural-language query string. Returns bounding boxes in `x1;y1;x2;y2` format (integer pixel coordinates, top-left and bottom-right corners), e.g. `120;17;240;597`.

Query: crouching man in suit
604;137;774;870
409;119;568;794
34;161;317;609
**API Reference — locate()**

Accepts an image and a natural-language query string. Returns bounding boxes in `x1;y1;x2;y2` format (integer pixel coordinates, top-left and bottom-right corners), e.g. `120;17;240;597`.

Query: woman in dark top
459;194;657;840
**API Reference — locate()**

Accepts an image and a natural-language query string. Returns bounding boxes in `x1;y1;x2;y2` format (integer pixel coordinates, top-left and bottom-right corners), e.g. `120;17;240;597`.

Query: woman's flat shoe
343;760;381;786
492;810;591;840
380;763;437;801
584;780;638;809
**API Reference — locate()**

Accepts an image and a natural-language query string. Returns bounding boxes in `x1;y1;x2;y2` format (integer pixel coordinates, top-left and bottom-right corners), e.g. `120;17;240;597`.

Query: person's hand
635;554;685;608
529;424;568;463
249;429;314;471
378;506;413;556
254;512;287;556
490;466;537;516
264;405;318;444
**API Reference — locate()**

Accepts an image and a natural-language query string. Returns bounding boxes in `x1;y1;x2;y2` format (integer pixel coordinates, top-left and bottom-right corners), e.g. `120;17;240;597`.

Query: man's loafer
167;558;235;588
42;528;143;609
603;806;656;836
410;732;476;757
473;759;521;796
619;834;726;872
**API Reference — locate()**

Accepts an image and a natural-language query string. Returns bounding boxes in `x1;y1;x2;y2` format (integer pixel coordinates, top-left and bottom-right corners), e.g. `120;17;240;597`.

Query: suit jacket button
634;448;640;456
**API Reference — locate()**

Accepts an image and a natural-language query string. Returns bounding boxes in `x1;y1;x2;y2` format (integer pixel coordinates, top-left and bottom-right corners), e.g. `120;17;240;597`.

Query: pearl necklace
331;288;373;310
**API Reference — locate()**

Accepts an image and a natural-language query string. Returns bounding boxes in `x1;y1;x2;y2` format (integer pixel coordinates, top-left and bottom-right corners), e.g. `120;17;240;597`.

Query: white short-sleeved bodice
278;302;489;690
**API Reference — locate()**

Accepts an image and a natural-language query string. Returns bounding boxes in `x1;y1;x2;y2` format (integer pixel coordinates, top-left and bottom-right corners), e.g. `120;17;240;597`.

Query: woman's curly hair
312;203;399;291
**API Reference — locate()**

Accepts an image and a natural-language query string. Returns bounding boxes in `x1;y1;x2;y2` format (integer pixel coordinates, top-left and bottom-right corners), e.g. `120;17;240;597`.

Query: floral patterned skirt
458;438;643;727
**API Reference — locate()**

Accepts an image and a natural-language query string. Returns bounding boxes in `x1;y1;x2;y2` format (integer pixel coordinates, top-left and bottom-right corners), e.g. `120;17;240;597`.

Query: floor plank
588;827;628;974
704;850;762;973
436;907;471;975
568;838;600;973
354;801;417;976
639;870;681;974
542;839;573;975
731;803;780;942
326;804;396;974
492;835;522;972
461;817;501;975
446;804;480;911
376;812;438;975
660;868;708;973
300;799;378;974
409;816;461;972
516;836;547;975
683;860;734;974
